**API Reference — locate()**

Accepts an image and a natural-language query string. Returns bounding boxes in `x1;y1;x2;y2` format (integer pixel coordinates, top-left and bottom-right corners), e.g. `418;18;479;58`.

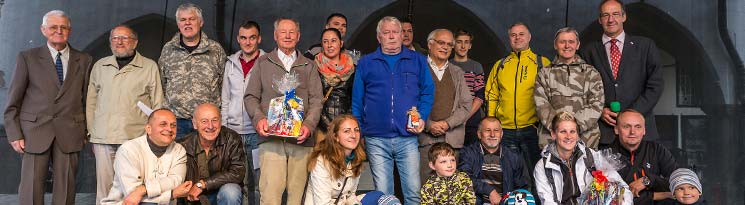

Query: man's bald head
192;103;221;141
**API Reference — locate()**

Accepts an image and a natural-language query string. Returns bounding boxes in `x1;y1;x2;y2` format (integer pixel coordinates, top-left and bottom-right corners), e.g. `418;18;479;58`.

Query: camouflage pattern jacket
534;55;604;148
158;32;226;119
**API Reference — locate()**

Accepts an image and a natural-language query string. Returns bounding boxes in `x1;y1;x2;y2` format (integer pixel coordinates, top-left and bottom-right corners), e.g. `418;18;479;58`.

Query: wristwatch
641;176;651;186
196;182;205;189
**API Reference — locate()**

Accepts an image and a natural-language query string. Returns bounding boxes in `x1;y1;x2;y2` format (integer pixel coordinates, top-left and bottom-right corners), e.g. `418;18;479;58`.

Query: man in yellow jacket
485;22;550;178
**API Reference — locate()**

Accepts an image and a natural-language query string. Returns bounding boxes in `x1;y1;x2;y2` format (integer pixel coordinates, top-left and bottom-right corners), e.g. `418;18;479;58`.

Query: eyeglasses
110;35;136;42
46;25;70;32
600;12;624;19
431;39;454;48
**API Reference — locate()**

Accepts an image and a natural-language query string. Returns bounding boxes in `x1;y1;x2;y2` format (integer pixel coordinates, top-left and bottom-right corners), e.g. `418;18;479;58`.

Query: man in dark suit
4;10;92;205
580;0;664;148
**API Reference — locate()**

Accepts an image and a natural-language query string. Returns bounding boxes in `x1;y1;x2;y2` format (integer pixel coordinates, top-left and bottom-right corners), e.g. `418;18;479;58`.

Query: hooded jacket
534;143;632;205
221;49;265;134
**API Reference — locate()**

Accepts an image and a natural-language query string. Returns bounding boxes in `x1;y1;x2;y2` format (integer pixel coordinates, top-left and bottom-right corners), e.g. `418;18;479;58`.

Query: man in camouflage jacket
534;27;604;148
158;3;227;138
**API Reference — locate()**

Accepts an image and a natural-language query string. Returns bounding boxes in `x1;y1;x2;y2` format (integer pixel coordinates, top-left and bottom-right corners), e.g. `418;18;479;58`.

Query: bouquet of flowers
579;149;630;205
267;72;304;137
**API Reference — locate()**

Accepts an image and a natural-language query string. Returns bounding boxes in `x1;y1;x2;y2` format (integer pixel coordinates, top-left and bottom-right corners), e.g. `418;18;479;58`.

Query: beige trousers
92;143;119;205
258;140;312;205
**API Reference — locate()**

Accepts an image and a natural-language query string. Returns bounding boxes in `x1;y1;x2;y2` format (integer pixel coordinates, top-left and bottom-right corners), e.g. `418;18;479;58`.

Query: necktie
55;52;64;85
610;39;621;80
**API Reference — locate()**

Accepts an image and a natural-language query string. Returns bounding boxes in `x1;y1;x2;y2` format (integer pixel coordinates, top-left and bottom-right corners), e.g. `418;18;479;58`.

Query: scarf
315;52;355;87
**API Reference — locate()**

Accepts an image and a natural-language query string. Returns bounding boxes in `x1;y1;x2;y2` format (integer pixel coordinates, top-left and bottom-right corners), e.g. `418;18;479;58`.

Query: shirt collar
47;43;70;57
277;49;297;62
602;31;626;45
427;56;449;71
479;143;502;156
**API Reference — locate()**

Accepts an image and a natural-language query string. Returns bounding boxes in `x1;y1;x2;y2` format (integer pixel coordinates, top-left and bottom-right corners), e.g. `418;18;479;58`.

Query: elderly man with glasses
4;10;93;205
86;24;164;204
418;28;473;183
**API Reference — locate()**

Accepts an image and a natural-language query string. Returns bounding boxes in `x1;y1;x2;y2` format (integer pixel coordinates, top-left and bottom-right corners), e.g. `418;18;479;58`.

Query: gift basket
578;149;630;205
267;72;304;137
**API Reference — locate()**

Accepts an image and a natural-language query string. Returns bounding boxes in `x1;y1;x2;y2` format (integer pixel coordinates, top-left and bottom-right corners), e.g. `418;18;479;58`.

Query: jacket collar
550;54;586;66
181;126;229;156
507;47;536;59
611;138;648;157
541;142;591;170
369;46;416;61
266;48;311;69
100;52;146;70
228;49;266;66
166;32;214;54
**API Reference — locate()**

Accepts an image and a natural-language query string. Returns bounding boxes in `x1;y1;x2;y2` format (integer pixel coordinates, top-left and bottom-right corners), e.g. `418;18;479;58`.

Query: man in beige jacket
86;25;164;204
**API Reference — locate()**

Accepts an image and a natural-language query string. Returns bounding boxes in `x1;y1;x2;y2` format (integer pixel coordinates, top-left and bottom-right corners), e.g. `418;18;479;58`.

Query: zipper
390;59;396;130
513;53;521;129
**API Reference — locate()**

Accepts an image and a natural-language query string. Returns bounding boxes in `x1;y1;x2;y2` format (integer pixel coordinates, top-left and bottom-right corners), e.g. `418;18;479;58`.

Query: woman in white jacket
534;111;632;205
304;114;367;205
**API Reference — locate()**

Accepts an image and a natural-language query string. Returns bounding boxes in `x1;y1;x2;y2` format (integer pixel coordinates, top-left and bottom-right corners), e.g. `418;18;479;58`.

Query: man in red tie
580;0;664;149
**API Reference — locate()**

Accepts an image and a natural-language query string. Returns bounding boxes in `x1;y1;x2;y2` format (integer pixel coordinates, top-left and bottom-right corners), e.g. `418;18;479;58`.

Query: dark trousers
176;118;195;140
501;124;541;204
19;139;79;205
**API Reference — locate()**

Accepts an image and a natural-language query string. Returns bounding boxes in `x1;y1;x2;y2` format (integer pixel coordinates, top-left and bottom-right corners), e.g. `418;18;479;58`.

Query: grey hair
426;29;452;42
273;18;300;31
42;10;70;27
175;3;203;21
376;16;402;34
554;27;579;43
110;25;138;40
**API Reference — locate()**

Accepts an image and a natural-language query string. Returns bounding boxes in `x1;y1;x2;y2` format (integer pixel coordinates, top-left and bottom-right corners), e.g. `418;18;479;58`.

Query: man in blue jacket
458;117;528;205
352;16;435;205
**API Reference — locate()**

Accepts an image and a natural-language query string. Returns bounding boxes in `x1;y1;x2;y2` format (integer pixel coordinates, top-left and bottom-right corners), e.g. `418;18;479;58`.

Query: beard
112;48;135;58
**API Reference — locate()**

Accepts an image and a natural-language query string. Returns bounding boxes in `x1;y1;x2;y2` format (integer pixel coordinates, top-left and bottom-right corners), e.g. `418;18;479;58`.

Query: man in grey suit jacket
580;0;664;148
4;10;92;205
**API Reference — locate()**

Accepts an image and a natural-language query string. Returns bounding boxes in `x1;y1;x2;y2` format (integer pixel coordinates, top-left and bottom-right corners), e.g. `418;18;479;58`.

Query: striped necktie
55;52;63;84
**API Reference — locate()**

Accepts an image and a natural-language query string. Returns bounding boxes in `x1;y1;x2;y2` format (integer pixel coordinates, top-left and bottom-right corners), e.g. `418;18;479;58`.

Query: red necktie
610;39;621;79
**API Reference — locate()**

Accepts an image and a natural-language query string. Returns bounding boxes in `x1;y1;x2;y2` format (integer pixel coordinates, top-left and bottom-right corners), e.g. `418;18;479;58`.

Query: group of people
4;0;706;205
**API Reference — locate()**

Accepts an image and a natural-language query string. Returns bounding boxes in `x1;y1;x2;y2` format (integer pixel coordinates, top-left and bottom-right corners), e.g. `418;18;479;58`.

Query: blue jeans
205;183;243;205
176;118;194;140
501;124;540;199
241;133;260;205
365;136;421;205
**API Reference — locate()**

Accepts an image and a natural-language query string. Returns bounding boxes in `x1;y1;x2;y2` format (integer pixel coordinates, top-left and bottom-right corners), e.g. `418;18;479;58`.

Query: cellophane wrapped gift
267;72;304;137
579;149;632;205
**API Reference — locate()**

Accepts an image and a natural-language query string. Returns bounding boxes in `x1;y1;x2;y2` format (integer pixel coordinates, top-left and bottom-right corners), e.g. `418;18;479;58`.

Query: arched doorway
347;0;507;71
83;13;179;62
